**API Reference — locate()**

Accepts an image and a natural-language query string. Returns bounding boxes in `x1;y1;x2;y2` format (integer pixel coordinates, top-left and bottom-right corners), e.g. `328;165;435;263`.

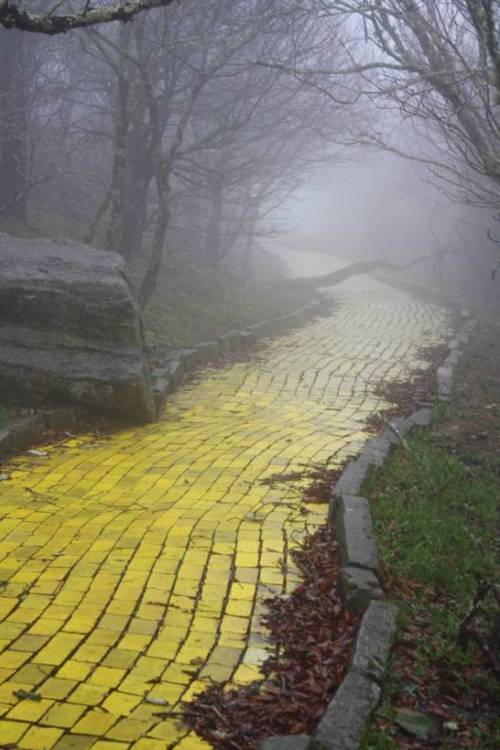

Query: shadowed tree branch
0;0;177;34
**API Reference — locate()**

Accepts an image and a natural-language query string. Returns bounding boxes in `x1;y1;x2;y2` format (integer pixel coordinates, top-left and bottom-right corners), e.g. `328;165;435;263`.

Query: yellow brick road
0;278;449;750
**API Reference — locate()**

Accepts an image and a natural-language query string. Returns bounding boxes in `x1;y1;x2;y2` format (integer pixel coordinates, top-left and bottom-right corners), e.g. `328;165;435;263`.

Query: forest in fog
0;0;499;308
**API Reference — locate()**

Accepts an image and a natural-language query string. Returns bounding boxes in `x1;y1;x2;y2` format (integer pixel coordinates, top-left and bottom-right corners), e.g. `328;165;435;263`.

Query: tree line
0;1;498;305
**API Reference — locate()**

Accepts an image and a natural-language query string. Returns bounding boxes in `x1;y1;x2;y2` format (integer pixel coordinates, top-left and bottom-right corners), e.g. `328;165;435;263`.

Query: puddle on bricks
0;278;450;748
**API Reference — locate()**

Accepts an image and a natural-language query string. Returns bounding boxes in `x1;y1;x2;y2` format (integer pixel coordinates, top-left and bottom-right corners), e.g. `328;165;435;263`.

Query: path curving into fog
0;276;450;749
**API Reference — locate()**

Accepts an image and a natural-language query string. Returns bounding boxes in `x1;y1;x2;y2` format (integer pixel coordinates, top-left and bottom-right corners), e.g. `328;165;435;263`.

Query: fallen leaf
13;689;42;701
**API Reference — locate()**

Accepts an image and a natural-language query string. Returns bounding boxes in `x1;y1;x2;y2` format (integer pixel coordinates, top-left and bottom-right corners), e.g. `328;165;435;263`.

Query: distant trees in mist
0;0;498;305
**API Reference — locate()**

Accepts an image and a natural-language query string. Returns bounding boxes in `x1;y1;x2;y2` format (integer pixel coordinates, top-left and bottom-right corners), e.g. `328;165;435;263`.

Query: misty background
1;0;499;312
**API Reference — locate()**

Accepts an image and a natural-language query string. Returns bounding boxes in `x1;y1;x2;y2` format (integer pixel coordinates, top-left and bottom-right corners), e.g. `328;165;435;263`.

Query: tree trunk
0;29;28;221
205;184;223;267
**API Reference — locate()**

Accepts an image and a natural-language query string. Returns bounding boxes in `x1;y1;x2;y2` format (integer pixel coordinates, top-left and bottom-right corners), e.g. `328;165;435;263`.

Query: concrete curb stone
336;495;379;573
349;601;398;683
338;567;384;615
261;736;311;750
0;408;80;462
313;672;381;750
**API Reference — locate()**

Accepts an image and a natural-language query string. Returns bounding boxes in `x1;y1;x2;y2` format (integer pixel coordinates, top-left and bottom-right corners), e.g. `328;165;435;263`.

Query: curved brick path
0;278;449;750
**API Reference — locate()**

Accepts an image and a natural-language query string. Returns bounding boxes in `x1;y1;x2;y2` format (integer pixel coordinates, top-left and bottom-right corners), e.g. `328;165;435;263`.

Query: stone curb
150;296;330;415
0;407;81;463
260;305;476;750
0;297;329;461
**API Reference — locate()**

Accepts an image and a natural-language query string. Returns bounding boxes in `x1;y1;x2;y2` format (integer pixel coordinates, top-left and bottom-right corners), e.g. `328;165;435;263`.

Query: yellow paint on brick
0;279;449;748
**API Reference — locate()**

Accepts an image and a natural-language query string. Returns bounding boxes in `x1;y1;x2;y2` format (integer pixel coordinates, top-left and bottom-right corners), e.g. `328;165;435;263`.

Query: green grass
142;258;313;350
0;406;8;428
360;324;500;748
364;430;498;600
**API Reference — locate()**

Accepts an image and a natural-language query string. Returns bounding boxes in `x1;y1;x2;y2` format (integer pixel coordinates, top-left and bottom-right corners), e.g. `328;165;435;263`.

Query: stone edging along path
0;297;329;463
260;304;478;750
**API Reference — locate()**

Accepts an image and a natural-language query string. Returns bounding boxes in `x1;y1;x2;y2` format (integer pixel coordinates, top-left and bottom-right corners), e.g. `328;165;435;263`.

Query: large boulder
0;233;156;423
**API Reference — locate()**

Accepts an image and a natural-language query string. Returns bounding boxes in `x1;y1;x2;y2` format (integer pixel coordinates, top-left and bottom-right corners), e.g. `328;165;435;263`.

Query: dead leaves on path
183;526;359;749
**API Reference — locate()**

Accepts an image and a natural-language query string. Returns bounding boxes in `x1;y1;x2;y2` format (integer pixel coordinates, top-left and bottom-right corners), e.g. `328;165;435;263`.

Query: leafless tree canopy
1;0;498;305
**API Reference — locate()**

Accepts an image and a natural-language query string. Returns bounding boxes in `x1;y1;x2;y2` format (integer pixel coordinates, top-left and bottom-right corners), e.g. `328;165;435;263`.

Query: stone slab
409;407;433;427
350;600;398;682
260;735;311;750
336;495;379;572
338;566;383;615
165;359;184;388
437;365;453;400
313;671;380;750
0;414;46;459
240;329;257;347
333;456;369;499
42;407;81;431
218;331;241;354
361;434;393;467
180;347;201;370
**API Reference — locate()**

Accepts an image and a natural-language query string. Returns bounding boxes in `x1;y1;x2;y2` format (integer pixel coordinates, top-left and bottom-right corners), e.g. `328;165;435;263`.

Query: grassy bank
361;319;500;749
142;258;313;350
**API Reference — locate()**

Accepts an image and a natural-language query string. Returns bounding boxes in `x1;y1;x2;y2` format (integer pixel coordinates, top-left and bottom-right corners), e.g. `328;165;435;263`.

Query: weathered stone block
180;348;201;370
350;601;398;682
361;434;393;466
0;234;156;423
334;456;369;498
313;672;380;750
409;407;433;427
195;341;220;362
218;331;241;354
42;407;80;430
260;735;311;750
437;366;453;400
337;566;383;615
336;495;379;572
240;329;257;347
165;359;184;388
0;415;46;459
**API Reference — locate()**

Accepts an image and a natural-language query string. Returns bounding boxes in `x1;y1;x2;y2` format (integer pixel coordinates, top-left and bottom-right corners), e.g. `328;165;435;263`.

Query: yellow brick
40;678;77;700
0;718;29;741
89;666;125;688
8;698;53;722
102;690;142;716
57;660;93;681
40;702;87;728
107;717;151;741
33;633;83;665
18;725;64;749
73;708;117;735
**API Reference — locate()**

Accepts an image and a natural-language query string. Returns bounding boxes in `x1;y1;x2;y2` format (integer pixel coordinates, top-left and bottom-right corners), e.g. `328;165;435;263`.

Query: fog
0;1;499;308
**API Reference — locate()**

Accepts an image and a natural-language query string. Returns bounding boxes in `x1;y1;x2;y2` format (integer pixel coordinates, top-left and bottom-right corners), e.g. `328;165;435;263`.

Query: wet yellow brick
175;733;212;749
107;717;151;741
73;709;117;735
8;698;53;722
131;739;169;750
57;660;93;681
0;718;29;741
0;279;450;747
0;650;31;669
102;690;142;715
40;702;87;728
68;683;110;706
40;678;78;700
28;619;62;636
33;633;83;666
89;666;126;688
18;725;64;749
145;720;185;742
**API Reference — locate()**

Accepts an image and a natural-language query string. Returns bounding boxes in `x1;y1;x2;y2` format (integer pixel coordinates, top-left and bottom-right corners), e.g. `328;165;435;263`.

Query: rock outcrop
0;233;156;422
